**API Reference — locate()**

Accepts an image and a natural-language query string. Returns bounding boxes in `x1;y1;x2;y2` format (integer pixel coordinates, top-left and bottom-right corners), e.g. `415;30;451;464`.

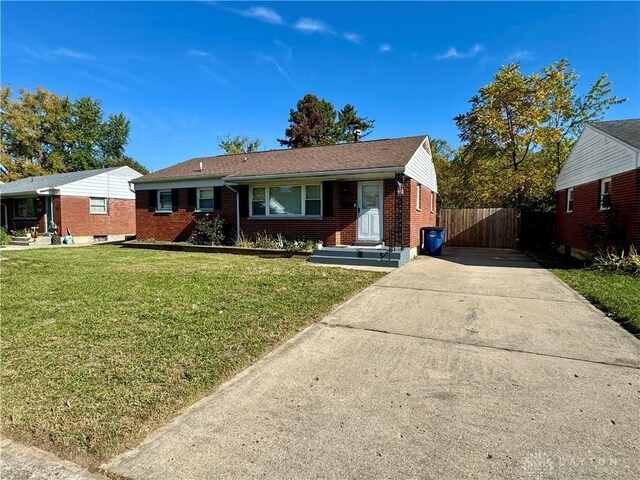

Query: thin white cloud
435;44;484;60
294;17;331;34
274;40;292;62
241;6;283;25
53;47;95;61
508;50;534;61
379;43;392;53
186;49;211;58
255;52;296;88
343;32;363;45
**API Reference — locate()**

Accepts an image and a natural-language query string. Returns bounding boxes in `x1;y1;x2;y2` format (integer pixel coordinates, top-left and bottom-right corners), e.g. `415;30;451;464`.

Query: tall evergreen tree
278;94;374;148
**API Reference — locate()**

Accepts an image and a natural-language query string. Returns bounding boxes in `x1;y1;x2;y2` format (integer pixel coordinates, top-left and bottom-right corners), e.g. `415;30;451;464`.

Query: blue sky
3;1;639;171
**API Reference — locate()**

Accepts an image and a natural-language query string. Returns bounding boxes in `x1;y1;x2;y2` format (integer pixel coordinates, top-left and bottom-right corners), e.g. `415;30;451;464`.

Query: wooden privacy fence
438;208;520;248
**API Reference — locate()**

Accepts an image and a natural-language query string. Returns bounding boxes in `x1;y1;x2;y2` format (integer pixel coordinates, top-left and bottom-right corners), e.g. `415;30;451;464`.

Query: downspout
225;185;241;241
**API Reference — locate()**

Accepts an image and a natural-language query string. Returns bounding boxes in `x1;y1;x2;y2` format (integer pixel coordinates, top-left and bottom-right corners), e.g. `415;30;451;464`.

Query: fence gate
438;208;520;248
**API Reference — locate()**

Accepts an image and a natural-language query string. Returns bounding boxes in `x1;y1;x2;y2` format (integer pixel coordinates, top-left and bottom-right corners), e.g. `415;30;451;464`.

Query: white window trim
89;197;108;215
250;184;322;218
566;188;573;213
599;177;612;211
157;189;173;212
416;183;422;211
196;187;214;212
430;191;435;214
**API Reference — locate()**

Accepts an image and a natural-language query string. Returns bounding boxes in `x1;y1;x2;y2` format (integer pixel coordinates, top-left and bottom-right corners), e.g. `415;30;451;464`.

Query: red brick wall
136;188;236;242
406;179;437;248
58;196;136;237
135;177;434;246
240;181;344;245
555;169;639;252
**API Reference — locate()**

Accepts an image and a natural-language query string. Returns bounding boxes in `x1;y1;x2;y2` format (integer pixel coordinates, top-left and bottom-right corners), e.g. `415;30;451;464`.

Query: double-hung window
90;197;107;214
566;188;574;213
157;190;173;212
416;183;422;211
600;178;611;210
250;185;321;217
197;188;214;211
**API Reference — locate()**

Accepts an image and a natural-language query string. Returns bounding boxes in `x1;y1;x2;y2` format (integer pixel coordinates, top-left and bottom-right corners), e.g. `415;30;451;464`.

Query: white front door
357;182;383;242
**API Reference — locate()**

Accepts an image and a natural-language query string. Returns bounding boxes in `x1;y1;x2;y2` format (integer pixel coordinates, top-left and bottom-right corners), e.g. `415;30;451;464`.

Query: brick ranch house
134;135;438;259
555;119;640;258
0;166;142;243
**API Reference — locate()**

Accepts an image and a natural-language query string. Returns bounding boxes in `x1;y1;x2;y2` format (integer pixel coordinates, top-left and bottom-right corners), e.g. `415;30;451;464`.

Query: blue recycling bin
420;227;445;256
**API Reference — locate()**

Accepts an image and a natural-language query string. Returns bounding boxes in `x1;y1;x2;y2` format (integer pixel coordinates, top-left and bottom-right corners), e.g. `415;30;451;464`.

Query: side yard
0;247;384;467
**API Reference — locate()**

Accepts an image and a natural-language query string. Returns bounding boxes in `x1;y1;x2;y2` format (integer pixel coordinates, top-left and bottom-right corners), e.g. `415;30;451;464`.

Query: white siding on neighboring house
556;126;639;191
57;167;142;199
404;136;438;193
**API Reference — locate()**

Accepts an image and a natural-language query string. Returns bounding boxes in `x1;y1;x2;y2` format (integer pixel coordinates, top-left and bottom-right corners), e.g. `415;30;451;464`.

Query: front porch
308;245;412;268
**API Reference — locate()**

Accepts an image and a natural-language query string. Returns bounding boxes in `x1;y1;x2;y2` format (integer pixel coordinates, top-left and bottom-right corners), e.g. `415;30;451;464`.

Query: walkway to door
103;248;640;479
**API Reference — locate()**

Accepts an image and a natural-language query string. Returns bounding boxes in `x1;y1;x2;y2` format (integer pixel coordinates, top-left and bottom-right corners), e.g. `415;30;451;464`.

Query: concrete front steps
10;236;52;247
308;246;412;268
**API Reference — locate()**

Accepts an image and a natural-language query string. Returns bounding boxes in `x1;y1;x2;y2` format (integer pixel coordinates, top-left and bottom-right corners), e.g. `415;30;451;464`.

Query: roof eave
225;166;404;183
133;174;227;184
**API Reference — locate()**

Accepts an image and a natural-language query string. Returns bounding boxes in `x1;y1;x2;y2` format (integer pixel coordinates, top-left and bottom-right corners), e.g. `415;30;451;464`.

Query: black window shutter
187;188;196;211
148;190;157;211
171;189;180;211
322;181;333;217
214;186;222;211
239;185;249;217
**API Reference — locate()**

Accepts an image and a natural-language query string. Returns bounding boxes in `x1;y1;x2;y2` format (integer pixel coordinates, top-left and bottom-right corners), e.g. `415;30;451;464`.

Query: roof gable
556;123;639;191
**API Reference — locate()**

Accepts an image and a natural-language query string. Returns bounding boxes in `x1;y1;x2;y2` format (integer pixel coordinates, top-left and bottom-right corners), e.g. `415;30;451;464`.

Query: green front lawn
0;247;384;466
530;252;640;336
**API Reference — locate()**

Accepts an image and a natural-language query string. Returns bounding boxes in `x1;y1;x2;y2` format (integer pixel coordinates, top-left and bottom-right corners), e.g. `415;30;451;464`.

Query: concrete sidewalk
0;438;106;480
103;248;640;479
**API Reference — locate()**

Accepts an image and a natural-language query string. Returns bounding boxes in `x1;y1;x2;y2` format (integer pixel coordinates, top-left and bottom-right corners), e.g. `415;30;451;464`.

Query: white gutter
133;175;227;184
226;166;403;182
225;185;241;241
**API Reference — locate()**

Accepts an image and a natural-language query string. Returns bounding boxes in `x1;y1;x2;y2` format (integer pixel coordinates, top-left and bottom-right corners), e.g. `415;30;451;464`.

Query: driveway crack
320;322;640;370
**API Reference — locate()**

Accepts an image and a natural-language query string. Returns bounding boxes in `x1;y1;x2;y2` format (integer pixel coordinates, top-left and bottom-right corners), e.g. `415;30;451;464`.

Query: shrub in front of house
234;231;316;252
188;214;226;246
0;229;10;246
591;246;640;276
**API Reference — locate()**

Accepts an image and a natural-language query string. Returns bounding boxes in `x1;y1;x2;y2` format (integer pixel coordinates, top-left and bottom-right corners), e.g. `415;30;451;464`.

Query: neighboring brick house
133;135;438;261
0;166;142;243
555;119;640;258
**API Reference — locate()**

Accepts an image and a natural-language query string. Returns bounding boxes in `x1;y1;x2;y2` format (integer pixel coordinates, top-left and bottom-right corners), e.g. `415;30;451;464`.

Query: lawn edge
523;249;640;339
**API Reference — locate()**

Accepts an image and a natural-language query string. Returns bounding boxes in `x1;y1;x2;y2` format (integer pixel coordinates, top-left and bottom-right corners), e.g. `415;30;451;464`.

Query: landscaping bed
122;240;312;258
0;246;385;466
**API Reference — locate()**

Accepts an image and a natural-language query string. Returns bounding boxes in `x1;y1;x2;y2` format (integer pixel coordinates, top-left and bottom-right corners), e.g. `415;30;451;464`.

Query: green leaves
451;59;626;209
0;86;142;181
278;93;374;148
218;134;262;154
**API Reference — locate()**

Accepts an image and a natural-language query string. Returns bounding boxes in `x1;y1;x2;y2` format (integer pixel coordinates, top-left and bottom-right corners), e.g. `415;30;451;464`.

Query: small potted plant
316;240;323;250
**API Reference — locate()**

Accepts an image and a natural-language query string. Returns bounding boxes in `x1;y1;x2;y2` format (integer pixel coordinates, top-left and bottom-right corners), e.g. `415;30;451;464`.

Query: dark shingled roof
591;119;640;150
134;135;427;183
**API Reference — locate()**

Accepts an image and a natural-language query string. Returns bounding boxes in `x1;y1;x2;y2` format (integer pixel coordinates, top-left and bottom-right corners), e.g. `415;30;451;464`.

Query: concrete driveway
103;248;640;479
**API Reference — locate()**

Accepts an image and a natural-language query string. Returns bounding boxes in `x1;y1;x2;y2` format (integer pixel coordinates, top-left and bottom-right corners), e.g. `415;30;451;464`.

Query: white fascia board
226;167;403;183
134;178;226;190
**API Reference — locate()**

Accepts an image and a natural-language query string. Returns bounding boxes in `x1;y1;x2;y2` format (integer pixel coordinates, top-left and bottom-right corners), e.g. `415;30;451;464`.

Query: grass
529;251;640;336
0;246;385;466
